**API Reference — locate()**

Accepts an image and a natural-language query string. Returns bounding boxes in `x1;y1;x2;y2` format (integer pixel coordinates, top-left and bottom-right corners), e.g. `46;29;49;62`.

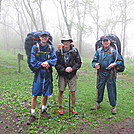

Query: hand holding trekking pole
95;63;100;69
41;61;50;69
106;63;117;69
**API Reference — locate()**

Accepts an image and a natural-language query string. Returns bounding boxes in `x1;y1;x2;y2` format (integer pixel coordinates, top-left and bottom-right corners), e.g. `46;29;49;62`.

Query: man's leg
68;75;78;114
41;96;51;118
107;74;117;114
70;91;78;114
71;91;76;108
42;96;48;107
58;90;64;107
58;76;66;115
31;95;37;110
90;72;106;110
58;90;64;115
27;95;37;125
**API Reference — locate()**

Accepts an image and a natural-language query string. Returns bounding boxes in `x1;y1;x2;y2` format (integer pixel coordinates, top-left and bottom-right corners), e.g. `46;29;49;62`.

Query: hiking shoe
58;106;64;115
41;110;51;118
27;115;36;125
90;104;100;110
112;107;117;115
71;107;78;115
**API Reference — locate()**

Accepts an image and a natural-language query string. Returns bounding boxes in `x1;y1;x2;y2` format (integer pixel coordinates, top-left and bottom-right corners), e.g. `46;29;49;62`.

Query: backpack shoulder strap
48;44;52;53
97;47;103;54
109;46;119;63
72;46;77;52
110;47;114;54
35;43;40;57
36;43;40;53
59;45;77;56
59;47;64;55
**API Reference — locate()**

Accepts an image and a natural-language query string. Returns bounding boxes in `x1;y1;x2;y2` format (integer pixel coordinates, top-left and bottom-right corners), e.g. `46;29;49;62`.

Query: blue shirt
64;50;70;67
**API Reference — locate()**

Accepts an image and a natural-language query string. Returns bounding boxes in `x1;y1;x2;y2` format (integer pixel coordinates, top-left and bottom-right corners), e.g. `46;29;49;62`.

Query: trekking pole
46;68;56;105
96;69;99;103
68;91;71;119
38;100;42;125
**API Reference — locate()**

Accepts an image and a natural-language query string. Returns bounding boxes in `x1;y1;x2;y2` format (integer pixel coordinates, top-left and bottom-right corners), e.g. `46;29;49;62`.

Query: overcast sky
1;0;134;57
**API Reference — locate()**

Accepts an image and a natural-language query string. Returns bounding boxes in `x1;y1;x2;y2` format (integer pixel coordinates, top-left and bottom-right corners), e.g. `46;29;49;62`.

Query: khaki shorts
58;75;77;91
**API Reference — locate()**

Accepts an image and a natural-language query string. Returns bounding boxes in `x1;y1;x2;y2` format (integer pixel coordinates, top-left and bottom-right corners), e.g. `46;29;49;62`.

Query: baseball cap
39;31;50;36
101;35;110;41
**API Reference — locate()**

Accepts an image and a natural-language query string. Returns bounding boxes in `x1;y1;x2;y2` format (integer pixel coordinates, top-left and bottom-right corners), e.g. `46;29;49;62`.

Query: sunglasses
40;34;49;37
102;39;109;42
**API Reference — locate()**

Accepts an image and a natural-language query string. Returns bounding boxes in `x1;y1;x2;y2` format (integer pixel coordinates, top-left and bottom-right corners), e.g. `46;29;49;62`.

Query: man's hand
95;63;100;69
65;67;73;73
107;63;117;69
41;61;50;69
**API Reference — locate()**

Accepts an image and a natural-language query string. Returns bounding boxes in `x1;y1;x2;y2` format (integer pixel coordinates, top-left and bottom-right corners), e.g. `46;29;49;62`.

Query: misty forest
0;0;134;58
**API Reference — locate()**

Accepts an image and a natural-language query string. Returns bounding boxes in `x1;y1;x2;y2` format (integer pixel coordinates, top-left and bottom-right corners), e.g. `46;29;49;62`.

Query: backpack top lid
95;34;121;54
33;31;42;38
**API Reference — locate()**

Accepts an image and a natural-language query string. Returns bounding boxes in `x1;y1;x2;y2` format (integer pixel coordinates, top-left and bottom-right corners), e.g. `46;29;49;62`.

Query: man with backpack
55;35;82;115
27;31;57;125
90;35;124;114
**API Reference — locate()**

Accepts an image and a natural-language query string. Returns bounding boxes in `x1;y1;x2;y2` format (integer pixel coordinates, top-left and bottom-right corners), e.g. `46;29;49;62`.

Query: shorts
58;75;77;91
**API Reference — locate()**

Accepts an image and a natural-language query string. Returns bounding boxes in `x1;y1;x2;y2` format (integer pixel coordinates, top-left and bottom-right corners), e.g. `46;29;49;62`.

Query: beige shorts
58;75;77;91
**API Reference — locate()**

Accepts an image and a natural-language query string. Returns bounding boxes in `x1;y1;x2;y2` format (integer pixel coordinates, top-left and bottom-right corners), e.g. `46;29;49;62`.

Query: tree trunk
37;0;46;30
23;0;38;30
76;0;88;54
122;0;127;57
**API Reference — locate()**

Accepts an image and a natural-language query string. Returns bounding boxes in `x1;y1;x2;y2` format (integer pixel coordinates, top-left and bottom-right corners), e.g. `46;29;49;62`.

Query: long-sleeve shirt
30;42;57;69
92;46;124;70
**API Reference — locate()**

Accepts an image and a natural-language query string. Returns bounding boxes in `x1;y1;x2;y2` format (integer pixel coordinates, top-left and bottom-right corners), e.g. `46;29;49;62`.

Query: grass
0;49;134;133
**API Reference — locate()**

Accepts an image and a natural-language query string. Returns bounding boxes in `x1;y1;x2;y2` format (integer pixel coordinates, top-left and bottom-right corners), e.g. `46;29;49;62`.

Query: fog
0;0;134;59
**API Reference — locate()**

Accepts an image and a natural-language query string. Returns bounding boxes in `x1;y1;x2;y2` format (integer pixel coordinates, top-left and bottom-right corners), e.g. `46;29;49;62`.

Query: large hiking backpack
95;34;125;72
95;34;121;54
24;31;53;72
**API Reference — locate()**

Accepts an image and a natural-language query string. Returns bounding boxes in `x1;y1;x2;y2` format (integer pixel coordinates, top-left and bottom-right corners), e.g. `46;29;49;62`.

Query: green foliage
0;49;134;133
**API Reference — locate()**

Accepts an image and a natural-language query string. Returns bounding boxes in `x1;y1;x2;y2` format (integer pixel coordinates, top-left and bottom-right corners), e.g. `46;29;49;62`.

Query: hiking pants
97;71;117;107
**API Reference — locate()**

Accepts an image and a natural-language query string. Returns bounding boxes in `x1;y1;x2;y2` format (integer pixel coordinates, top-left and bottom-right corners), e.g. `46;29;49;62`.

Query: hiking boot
90;103;100;110
58;106;64;115
41;110;51;118
112;107;117;115
27;115;36;125
71;107;78;115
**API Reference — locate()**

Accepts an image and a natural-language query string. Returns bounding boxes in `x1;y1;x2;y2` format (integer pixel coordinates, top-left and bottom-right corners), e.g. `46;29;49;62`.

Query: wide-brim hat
61;35;73;43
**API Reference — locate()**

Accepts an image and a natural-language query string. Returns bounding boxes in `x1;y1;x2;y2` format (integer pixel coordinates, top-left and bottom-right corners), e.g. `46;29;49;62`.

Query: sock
31;109;35;116
42;105;46;112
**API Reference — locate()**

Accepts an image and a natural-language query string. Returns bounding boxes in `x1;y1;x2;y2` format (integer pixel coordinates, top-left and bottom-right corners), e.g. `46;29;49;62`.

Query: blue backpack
24;31;52;72
95;34;125;72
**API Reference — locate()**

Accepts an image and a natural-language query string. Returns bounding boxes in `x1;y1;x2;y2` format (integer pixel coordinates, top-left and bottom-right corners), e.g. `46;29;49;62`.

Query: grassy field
0;49;134;134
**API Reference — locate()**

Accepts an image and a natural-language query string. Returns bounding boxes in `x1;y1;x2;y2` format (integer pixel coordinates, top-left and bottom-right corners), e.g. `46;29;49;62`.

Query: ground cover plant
0;49;134;134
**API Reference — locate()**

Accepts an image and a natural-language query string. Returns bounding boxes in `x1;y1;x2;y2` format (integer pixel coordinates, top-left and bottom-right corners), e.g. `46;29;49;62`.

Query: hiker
90;35;124;114
55;35;82;115
27;31;57;125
